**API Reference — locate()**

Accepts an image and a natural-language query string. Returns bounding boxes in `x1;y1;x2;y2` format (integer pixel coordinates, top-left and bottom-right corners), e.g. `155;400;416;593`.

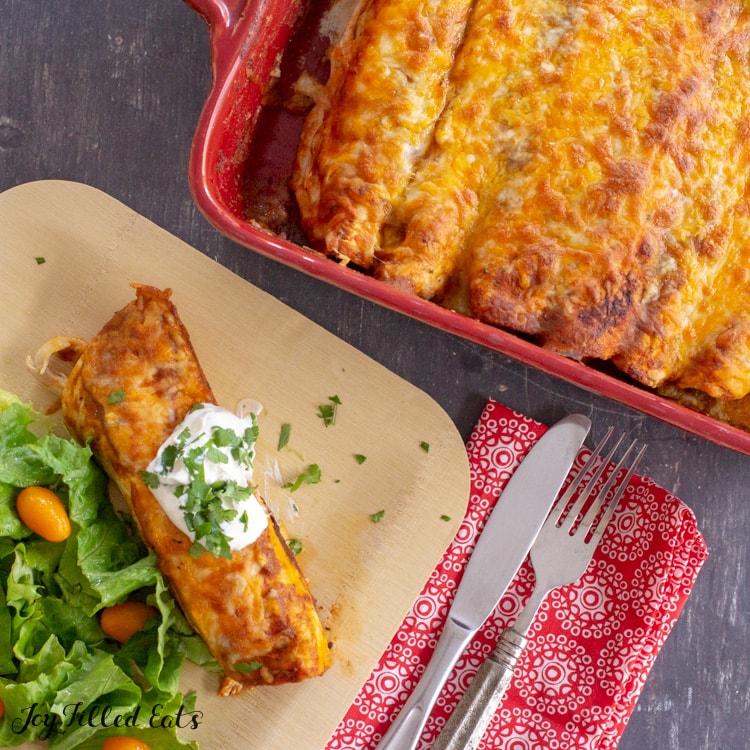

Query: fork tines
551;427;647;543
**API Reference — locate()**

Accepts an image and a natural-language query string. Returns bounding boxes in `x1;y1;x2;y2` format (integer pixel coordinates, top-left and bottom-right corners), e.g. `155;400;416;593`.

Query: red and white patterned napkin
326;400;708;749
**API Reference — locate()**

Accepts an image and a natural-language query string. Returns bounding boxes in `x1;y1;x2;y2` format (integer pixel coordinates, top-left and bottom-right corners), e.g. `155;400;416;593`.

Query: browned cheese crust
613;10;750;399
294;0;750;419
465;0;743;360
60;284;331;695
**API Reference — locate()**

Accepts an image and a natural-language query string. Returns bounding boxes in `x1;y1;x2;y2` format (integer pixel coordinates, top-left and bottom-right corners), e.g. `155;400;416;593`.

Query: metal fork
432;429;647;750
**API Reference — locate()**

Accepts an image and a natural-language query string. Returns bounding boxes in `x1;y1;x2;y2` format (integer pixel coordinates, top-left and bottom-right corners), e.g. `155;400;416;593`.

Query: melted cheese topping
463;0;717;358
613;11;750;398
295;0;750;403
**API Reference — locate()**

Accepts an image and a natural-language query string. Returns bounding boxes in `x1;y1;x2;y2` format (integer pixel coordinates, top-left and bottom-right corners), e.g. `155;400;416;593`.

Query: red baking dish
183;0;750;455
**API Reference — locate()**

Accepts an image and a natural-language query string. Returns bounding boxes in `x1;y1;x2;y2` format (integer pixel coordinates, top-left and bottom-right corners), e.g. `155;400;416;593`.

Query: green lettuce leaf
0;402;58;488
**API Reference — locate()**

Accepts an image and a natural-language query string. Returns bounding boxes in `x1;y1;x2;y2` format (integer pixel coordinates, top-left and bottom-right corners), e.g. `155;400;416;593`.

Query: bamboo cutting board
0;180;471;750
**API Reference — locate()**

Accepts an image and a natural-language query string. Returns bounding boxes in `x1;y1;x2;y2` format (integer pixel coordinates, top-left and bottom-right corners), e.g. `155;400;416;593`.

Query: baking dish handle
184;0;251;70
183;0;246;31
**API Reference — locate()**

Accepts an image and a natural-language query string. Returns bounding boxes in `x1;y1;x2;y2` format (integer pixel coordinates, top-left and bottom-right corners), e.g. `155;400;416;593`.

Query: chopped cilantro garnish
108;389;126;404
189;541;206;558
205;443;229;464
160;443;179;472
177;426;192;446
354;454;367;464
235;661;263;674
318;404;336;426
35;256;46;265
440;514;452;522
284;463;322;492
278;422;291;450
141;470;160;489
420;441;430;453
239;426;259;462
370;509;385;523
318;395;341;427
287;538;303;555
179;476;254;560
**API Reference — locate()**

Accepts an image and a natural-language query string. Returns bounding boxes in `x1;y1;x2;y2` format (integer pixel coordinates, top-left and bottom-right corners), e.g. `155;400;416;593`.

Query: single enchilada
291;0;474;268
465;0;737;359
612;8;750;399
375;0;571;301
31;284;331;696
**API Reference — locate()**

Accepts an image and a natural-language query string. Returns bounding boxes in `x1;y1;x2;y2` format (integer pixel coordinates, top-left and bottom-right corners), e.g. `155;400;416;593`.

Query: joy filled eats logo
11;701;203;740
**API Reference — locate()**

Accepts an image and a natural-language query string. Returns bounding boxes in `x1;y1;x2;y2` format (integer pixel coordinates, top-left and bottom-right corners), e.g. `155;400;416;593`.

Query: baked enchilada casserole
293;0;750;427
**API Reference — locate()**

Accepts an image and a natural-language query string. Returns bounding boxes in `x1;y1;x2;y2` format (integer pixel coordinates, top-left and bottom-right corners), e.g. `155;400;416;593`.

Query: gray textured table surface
2;2;749;748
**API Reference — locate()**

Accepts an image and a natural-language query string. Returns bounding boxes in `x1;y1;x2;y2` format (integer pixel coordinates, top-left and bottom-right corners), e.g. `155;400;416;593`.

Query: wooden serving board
0;180;471;750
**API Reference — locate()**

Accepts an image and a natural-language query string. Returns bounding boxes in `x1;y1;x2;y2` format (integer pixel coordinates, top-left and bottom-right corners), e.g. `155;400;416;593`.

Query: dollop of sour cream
145;403;268;555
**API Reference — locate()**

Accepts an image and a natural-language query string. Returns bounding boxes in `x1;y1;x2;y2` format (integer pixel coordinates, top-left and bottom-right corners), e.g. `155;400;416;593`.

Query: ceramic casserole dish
182;0;750;456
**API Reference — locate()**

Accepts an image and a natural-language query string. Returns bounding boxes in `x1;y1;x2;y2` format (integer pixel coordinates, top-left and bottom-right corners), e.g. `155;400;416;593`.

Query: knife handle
431;628;528;750
374;618;473;750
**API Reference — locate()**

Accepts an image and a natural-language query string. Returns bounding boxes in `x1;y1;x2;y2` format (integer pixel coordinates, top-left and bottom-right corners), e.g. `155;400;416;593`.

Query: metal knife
373;413;591;750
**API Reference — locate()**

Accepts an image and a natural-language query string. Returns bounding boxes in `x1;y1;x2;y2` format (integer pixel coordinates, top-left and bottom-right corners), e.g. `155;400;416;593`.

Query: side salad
0;390;217;750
